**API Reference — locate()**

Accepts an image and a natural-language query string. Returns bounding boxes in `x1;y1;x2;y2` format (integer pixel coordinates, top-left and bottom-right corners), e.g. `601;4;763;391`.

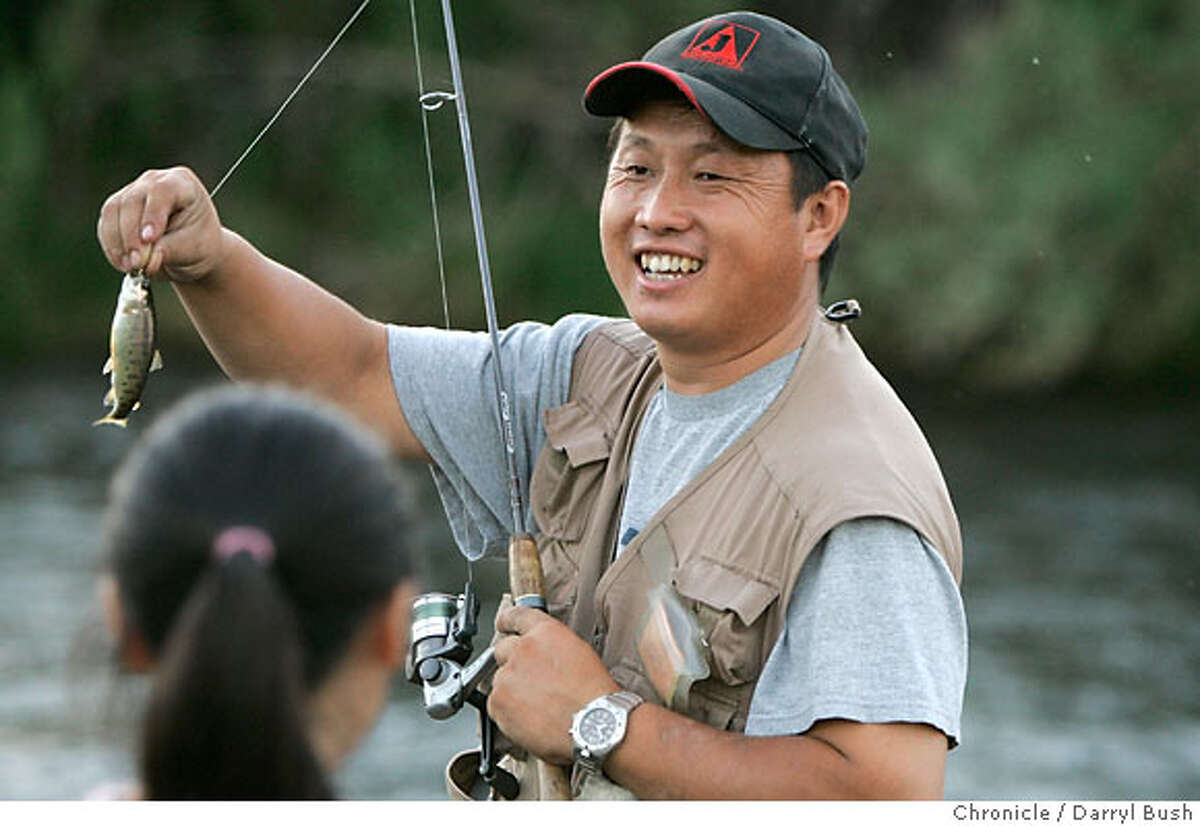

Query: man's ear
369;579;419;670
97;574;154;673
801;180;851;262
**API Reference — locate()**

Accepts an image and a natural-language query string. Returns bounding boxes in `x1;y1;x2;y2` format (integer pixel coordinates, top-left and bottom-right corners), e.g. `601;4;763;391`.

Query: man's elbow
803;720;948;800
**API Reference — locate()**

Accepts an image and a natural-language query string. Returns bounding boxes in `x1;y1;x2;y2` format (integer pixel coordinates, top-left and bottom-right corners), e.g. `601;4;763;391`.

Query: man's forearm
605;704;946;800
172;229;424;457
173;229;370;383
605;703;852;799
491;605;947;800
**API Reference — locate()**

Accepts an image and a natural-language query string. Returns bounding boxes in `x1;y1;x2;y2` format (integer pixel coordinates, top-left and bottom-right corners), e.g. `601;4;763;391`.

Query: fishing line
200;0;496;578
410;0;474;584
409;0;454;332
209;0;374;199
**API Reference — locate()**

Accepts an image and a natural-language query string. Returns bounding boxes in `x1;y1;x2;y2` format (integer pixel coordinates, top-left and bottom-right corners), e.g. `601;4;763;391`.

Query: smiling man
96;11;966;800
599;99;820;388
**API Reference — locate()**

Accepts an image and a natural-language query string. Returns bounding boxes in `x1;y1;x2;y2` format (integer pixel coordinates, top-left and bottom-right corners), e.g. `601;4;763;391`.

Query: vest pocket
688;685;741;731
532;401;611;541
674;557;779;687
536;536;579;621
531;401;612;617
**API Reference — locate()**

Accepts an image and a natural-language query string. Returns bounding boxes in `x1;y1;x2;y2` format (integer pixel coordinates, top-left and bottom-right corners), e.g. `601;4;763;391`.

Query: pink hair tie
212;525;276;566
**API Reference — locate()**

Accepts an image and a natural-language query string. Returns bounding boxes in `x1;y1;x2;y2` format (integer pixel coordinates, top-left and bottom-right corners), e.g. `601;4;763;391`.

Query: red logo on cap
680;21;760;70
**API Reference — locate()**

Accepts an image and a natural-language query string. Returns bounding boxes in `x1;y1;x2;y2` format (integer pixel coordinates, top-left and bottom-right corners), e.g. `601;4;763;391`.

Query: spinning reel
405;581;518;799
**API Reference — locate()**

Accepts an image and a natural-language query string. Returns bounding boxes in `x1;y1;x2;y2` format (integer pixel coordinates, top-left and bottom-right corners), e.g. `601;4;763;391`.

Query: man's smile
637;251;705;282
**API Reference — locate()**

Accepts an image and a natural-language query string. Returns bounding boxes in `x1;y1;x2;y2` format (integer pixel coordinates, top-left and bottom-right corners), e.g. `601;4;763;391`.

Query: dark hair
103;385;414;799
604;97;841;293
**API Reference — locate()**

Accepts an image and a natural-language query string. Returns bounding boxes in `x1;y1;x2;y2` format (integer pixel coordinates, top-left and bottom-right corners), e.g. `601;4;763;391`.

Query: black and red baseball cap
584;11;868;184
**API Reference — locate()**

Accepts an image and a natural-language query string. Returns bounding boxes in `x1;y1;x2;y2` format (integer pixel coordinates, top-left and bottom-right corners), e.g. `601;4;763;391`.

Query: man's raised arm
96;166;430;461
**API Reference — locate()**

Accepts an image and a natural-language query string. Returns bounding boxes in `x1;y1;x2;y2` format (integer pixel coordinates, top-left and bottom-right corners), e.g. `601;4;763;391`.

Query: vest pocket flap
543;402;610;467
674;558;778;627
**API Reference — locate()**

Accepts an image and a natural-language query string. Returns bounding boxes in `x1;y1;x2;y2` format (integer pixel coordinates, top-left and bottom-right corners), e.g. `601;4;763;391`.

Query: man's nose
635;175;692;233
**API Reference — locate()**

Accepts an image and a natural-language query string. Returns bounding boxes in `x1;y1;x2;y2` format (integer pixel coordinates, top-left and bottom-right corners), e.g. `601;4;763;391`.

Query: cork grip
507;532;548;611
506;531;571;799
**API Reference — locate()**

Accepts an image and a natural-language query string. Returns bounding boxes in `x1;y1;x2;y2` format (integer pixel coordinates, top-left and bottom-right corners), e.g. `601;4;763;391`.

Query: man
97;11;966;799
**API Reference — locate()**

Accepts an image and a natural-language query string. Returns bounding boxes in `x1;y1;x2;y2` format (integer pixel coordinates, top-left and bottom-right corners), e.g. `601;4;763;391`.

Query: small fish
93;271;162;428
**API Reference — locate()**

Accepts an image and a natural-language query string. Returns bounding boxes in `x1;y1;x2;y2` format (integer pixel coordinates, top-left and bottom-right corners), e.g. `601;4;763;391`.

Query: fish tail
92;414;129;428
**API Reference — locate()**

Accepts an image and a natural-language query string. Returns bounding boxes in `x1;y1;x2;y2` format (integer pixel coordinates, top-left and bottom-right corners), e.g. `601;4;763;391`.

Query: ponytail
140;550;331;800
104;386;414;799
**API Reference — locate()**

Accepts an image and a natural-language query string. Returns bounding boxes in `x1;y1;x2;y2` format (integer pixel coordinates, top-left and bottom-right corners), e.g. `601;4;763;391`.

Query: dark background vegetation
0;0;1196;392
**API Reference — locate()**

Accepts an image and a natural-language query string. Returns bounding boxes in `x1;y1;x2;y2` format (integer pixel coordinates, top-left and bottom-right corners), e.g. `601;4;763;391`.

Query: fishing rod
403;0;572;801
435;0;557;617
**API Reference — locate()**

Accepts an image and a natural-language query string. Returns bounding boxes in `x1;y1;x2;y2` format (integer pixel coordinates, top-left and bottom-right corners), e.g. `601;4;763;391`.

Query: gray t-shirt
388;315;967;744
617;349;801;554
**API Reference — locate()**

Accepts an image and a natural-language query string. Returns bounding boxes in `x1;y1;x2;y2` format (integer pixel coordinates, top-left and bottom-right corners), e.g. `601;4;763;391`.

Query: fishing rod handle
507;532;549;612
505;530;573;800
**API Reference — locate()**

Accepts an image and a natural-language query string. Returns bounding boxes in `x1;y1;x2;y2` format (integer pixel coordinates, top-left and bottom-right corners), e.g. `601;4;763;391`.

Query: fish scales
94;272;162;427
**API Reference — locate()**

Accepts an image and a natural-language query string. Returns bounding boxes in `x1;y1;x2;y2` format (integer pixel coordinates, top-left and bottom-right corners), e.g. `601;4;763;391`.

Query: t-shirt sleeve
744;517;968;747
387;313;607;560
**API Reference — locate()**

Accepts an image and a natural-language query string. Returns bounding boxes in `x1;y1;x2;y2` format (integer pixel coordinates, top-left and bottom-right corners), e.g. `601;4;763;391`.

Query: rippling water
1;366;1196;798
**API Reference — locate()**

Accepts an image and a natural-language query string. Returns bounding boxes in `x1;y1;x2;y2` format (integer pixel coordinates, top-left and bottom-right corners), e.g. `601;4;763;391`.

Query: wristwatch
569;690;644;774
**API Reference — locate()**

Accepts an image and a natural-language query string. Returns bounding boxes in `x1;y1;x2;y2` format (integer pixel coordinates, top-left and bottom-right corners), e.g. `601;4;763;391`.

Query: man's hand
97;167;225;282
489;605;621;764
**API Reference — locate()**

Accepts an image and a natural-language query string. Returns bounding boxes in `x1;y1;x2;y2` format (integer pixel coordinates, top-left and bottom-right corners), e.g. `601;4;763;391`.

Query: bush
1;0;1195;391
839;0;1199;388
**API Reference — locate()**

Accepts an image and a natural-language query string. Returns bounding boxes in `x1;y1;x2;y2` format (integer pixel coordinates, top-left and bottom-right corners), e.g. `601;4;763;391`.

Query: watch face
579;707;619;746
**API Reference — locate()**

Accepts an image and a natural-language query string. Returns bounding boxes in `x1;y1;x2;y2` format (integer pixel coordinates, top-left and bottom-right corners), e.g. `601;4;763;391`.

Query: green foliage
0;0;1195;390
0;64;43;358
841;0;1199;387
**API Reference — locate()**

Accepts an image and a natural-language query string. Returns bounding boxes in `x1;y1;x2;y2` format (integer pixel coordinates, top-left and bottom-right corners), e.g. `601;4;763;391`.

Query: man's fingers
139;180;171;246
494;604;545;636
97;167;208;278
492;634;517;666
492;604;552;665
97;195;125;272
116;185;146;270
146;242;167;276
139;179;181;275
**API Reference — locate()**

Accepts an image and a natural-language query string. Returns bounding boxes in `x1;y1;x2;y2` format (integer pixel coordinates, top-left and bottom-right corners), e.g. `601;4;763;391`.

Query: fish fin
103;387;115;406
101;356;113;375
150;350;163;372
93;414;129;428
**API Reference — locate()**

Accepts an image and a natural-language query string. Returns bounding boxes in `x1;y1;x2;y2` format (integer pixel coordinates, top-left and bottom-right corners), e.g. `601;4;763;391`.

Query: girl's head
101;385;416;799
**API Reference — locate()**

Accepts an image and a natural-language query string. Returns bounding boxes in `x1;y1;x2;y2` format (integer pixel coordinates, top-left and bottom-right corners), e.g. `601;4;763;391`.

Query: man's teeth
639;253;703;280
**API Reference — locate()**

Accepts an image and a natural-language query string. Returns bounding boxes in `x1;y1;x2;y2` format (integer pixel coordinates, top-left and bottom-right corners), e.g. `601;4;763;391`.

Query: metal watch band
607;690;644;715
572;690;645;777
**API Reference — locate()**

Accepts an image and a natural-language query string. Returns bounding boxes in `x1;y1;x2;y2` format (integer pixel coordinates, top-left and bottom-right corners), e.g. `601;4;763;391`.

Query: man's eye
697;171;725;182
625;164;650;176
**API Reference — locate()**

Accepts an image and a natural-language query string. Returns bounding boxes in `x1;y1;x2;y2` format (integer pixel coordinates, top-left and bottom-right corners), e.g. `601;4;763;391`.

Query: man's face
599;100;813;366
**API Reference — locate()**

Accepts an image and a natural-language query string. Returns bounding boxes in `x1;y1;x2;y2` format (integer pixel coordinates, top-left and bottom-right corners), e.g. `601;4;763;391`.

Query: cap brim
584;61;803;152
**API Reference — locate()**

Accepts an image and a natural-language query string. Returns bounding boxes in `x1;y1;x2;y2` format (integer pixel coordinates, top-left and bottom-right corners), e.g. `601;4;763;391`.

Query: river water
1;365;1196;799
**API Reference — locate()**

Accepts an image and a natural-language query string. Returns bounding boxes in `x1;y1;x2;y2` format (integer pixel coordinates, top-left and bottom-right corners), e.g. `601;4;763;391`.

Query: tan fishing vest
529;308;963;735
